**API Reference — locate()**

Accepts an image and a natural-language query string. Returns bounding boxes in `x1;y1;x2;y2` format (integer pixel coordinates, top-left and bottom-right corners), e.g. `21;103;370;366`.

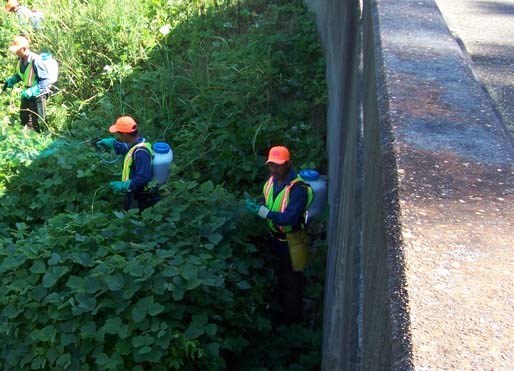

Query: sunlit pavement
436;0;514;136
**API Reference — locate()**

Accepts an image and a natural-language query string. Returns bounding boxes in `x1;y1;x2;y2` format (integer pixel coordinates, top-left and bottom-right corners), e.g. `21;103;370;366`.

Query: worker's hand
245;199;261;215
109;180;131;192
96;138;115;150
5;76;18;89
20;85;40;99
257;205;270;219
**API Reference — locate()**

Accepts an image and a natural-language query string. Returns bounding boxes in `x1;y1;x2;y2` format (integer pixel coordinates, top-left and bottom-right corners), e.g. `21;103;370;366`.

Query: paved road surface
435;0;514;136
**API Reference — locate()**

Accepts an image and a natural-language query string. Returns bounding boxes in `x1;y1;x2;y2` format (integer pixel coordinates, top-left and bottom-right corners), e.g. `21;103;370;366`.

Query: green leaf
171;287;184;301
192;314;208;327
95;352;110;367
199;181;214;193
48;252;62;265
161;265;178;277
125;261;145;277
31;356;44;369
38;325;55;342
205;323;217;337
105;273;124;291
184;324;203;339
114;211;125;219
2;304;19;319
84;276;102;294
148;302;164;316
205;342;220;357
185;276;201;290
56;354;72;368
60;333;75;347
31;285;47;302
207;232;223;245
122;282;140;300
30;260;46;274
180;263;197;280
73;293;97;314
44;292;61;304
138;346;152;355
103;317;122;335
71;252;95;267
15;222;27;230
133;335;153;348
118;325;130;339
42;266;69;288
132;306;146;323
80;321;97;338
236;280;251;290
75;233;86;242
116;339;131;355
66;275;84;291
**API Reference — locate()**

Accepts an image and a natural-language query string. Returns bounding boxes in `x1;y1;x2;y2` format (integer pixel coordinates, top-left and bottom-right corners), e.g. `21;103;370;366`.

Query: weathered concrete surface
305;0;363;369
373;0;514;369
435;0;514;135
307;0;514;369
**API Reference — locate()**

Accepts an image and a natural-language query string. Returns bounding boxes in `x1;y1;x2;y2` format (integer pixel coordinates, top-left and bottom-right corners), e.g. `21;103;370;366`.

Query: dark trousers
123;191;161;212
270;236;305;325
20;95;46;132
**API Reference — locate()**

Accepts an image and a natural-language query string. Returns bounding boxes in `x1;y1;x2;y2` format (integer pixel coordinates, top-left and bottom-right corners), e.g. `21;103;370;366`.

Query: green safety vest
262;175;313;234
16;59;37;88
121;142;153;182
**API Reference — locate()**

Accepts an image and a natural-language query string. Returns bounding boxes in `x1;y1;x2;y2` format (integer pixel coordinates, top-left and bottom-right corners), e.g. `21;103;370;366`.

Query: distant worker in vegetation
5;0;43;32
4;35;50;132
246;146;313;325
96;116;160;211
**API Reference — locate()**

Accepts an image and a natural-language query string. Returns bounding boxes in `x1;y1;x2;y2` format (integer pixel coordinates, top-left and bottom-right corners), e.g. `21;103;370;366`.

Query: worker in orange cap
5;0;43;32
246;145;313;325
4;35;51;132
96;116;159;211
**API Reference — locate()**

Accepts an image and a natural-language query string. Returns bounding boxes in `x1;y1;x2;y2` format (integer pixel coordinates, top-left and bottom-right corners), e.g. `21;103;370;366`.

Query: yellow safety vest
121;142;153;182
16;59;36;88
262;175;313;234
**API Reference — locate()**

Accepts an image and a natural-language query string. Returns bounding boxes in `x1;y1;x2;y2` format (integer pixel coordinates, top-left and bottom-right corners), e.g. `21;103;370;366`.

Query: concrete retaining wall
308;0;514;369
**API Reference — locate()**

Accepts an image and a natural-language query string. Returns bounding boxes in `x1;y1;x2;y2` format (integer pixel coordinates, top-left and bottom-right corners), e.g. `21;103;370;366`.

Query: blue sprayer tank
299;169;327;220
152;142;173;185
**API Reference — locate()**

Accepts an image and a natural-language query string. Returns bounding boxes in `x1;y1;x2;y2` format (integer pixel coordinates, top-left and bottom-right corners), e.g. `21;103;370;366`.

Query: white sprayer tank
152;142;173;185
299;169;327;219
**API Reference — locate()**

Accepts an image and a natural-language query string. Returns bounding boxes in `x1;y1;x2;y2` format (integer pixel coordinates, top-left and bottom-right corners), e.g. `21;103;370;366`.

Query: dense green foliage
0;0;327;369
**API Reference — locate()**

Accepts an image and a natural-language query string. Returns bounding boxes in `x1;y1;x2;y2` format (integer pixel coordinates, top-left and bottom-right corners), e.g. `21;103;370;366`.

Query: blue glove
20;85;40;99
5;76;18;89
245;199;261;215
109;180;131;192
96;138;115;150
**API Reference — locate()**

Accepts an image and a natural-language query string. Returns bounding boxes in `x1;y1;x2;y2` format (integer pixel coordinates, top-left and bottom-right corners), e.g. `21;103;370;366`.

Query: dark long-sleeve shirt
113;137;152;192
266;169;308;228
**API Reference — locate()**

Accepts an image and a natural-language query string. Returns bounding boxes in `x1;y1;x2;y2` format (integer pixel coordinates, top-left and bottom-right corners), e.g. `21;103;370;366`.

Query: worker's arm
113;141;130;155
31;54;49;93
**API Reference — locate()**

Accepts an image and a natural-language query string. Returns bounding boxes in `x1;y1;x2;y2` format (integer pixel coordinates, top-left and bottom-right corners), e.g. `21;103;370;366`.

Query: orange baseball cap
8;35;29;52
109;116;138;133
5;0;19;12
266;146;290;164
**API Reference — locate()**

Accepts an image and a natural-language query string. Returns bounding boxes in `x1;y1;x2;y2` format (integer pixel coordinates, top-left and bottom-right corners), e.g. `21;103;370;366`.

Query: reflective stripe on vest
121;142;153;182
262;176;313;233
16;60;36;88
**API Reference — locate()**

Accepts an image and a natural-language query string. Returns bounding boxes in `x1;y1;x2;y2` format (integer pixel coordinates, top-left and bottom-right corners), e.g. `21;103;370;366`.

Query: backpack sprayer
91;139;174;183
